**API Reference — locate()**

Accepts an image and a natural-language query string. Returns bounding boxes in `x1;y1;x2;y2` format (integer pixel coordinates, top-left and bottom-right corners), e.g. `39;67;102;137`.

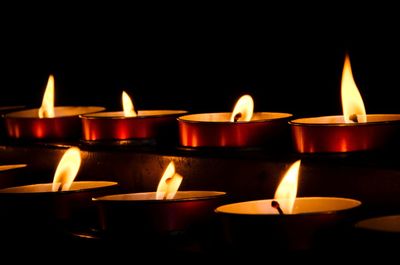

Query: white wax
5;106;105;118
178;112;292;123
93;191;226;201
215;197;361;215
291;114;400;125
0;181;118;193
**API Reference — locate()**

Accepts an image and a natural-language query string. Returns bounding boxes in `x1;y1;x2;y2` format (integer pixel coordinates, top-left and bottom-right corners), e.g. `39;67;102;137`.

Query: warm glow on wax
156;161;183;200
52;147;82;191
38;75;55;118
122;91;137;117
341;54;367;123
230;94;254;122
273;160;301;214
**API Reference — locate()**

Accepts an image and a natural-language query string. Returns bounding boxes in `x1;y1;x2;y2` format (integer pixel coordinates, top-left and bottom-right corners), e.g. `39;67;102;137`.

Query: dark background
1;4;400;118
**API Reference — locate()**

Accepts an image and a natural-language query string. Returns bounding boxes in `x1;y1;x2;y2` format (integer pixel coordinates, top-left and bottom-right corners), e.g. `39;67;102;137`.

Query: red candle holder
80;110;187;144
290;114;400;153
0;181;119;235
93;191;226;239
178;112;293;148
215;197;361;251
3;106;105;141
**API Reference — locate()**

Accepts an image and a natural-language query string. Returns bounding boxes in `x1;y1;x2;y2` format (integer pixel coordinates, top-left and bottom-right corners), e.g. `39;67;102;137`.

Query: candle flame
230;94;254;122
122;91;137;117
38;75;55;118
52;147;81;192
341;54;367;123
273;160;301;214
156;161;183;200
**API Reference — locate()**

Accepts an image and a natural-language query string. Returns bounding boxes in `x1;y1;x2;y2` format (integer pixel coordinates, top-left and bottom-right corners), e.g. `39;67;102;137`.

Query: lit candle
178;94;292;148
215;160;361;250
3;75;105;140
80;91;187;144
93;161;226;239
0;147;118;235
290;54;400;153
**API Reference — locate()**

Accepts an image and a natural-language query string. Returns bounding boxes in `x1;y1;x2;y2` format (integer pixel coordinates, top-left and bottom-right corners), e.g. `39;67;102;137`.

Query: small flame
38;75;55;118
52;147;81;192
122;91;137;117
341;54;367;123
156;161;183;200
273;160;301;214
230;94;254;122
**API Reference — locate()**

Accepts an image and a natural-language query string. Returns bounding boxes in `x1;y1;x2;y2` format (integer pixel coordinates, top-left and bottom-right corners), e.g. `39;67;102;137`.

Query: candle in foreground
215;160;361;250
0;147;118;238
290;54;400;153
93;161;226;241
80;91;187;144
178;94;293;148
3;75;105;140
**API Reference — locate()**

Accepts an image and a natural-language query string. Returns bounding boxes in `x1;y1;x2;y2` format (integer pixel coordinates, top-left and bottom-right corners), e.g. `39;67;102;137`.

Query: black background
1;4;400;118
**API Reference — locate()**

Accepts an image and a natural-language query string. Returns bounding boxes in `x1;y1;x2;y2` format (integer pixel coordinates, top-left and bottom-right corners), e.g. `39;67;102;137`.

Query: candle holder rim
4;106;106;118
79;109;188;119
289;114;400;126
93;190;227;202
0;180;118;194
354;214;400;233
177;112;293;123
215;196;362;216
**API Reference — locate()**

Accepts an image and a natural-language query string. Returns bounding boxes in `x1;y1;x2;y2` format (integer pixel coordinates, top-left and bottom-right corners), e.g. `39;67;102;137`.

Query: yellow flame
156;161;183;200
273;160;301;214
52;147;81;191
38;75;55;118
230;94;254;122
341;54;367;123
122;91;137;117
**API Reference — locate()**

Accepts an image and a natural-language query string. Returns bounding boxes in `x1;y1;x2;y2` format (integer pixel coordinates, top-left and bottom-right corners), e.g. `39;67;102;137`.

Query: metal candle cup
290;114;400;153
93;191;226;239
178;112;293;148
4;106;105;140
80;110;188;142
0;181;119;234
215;197;361;251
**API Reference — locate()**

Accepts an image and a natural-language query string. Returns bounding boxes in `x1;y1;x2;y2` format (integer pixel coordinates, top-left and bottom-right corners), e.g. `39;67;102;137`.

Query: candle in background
93;161;226;245
80;90;187;145
290;54;400;153
215;160;361;251
0;146;118;241
3;75;105;141
178;94;293;148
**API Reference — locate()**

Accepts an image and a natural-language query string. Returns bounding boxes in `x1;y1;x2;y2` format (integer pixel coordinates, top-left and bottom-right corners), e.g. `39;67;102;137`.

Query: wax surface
291;114;400;125
5;106;105;118
179;112;292;123
82;110;187;118
0;181;118;193
94;191;226;201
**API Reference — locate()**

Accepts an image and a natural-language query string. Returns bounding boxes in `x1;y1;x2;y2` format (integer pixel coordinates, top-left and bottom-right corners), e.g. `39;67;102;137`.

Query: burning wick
349;114;358;123
271;200;284;215
233;113;242;122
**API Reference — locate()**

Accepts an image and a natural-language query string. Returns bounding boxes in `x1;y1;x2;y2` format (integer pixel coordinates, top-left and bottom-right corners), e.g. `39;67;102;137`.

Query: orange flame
230;94;254;122
273;160;301;214
156;161;183;200
52;147;81;191
341;54;367;123
122;91;137;117
38;75;55;118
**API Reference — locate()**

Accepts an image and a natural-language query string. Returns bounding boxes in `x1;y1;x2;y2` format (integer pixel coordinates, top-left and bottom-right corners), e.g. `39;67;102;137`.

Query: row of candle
2;54;400;153
0;147;362;250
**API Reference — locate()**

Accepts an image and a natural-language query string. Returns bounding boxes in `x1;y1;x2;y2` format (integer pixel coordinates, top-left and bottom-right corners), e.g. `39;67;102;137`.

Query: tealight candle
290;54;400;153
178;94;292;148
0;147;118;237
215;160;361;251
3;75;105;140
93;161;226;241
80;91;187;144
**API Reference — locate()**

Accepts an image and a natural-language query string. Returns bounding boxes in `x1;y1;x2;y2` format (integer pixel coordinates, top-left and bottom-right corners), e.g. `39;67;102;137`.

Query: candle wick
271;200;284;215
234;113;242;122
349;114;358;123
57;183;63;192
